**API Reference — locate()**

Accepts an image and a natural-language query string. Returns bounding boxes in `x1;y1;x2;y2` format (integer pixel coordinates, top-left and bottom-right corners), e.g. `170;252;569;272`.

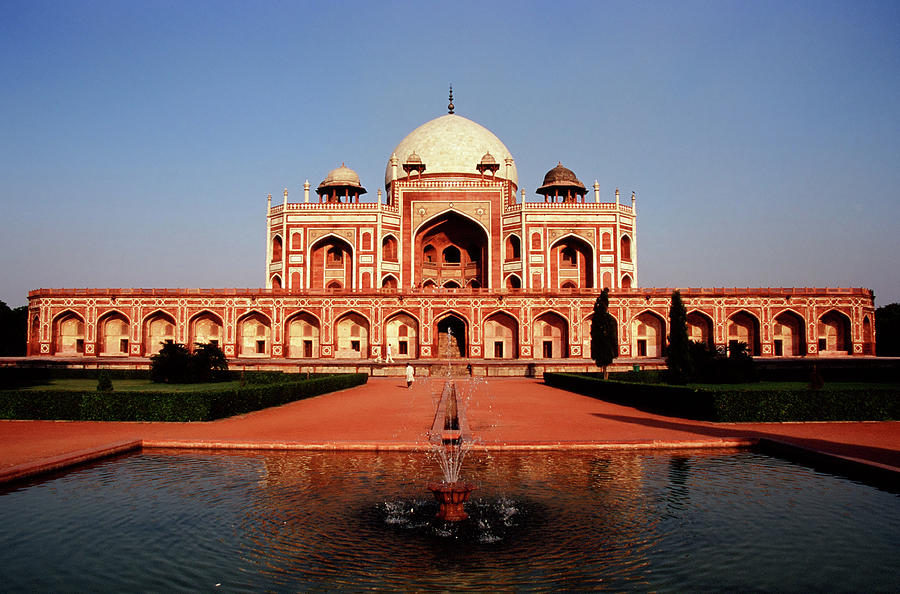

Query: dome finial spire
448;84;454;114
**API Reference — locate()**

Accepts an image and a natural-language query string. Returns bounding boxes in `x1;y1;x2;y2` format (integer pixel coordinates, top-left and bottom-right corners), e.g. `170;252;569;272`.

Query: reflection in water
0;449;898;591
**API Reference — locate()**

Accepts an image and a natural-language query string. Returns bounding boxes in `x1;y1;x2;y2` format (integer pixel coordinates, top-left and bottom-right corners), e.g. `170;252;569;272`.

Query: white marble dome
385;114;518;189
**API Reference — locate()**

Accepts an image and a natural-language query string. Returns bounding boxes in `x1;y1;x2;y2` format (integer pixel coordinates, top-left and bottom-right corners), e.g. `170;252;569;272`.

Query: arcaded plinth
427;482;476;522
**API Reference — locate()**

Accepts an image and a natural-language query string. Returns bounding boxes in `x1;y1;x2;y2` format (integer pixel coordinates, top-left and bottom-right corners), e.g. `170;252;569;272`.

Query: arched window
423;244;436;263
382;236;398;262
271;275;282;289
442;246;461;265
621;274;632;289
291;232;302;250
505;235;521;260
506;275;521;289
602;233;611;251
531;232;542;251
361;232;372;251
382;275;398;289
602;271;613;288
620;235;632;262
272;236;283;262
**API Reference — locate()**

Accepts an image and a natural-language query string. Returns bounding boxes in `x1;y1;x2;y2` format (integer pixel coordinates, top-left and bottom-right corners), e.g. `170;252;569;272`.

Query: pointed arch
385;311;420;359
620;234;632;262
189;310;224;351
237;310;272;357
434;310;469;358
381;234;399;262
271;234;283;263
862;315;874;355
286;310;321;358
631;310;665;358
97;310;130;356
142;310;176;356
818;309;851;354
335;311;370;358
773;309;806;357
309;233;354;290
550;233;595;288
381;274;399;289
533;310;569;358
686;309;715;350
505;233;521;261
415;210;489;289
727;309;761;356
505;273;522;289
52;310;86;356
484;310;518;359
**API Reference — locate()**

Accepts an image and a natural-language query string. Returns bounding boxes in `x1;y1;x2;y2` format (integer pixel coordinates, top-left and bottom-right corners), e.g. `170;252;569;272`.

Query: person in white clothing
385;343;395;363
405;364;414;388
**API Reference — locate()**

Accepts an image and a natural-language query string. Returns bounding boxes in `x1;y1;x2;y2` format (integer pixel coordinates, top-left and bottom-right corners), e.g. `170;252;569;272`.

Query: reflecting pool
1;449;898;591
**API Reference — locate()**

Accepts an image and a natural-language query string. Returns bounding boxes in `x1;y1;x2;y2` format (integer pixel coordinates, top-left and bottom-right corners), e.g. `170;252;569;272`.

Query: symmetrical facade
26;105;876;362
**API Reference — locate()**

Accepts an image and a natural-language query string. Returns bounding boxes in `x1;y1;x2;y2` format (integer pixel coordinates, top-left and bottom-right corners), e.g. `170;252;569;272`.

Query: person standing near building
405;363;414;388
385;342;395;363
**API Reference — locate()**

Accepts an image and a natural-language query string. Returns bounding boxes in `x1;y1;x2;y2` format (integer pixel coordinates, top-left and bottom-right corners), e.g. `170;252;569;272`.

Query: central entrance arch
436;314;467;358
415;211;489;289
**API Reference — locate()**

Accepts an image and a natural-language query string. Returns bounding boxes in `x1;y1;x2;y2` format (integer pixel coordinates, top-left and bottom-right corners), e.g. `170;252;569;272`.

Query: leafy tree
590;288;618;379
150;341;229;383
150;342;192;383
0;301;27;356
666;290;694;384
189;342;229;382
96;369;114;392
875;302;900;356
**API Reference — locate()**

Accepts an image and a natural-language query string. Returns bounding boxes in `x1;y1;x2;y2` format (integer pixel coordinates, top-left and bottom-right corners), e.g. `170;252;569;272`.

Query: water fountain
425;327;476;521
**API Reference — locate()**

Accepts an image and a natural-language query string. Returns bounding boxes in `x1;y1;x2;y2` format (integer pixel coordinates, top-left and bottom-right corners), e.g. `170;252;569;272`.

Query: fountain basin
427;481;476;521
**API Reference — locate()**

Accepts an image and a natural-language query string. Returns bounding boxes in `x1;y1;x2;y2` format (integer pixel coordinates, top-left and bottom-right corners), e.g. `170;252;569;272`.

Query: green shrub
544;372;899;422
96;370;114;392
0;373;368;421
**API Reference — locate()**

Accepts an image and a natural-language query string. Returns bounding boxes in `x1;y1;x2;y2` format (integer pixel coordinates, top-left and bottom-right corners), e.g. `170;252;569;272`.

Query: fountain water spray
426;326;476;521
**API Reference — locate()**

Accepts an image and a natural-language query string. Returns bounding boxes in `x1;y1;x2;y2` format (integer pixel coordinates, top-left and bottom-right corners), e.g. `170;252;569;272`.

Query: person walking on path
405;363;414;388
385;343;395;363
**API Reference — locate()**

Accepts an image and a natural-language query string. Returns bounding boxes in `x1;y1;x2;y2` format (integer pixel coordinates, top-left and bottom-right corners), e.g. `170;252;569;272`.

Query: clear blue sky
2;0;898;307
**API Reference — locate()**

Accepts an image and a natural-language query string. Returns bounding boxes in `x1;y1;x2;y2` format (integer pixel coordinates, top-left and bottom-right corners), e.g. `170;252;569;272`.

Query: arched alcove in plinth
435;313;467;358
773;310;806;356
533;311;568;359
484;312;518;359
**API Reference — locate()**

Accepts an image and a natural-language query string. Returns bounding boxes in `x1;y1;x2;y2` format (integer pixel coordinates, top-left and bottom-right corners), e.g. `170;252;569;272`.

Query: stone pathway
1;378;898;484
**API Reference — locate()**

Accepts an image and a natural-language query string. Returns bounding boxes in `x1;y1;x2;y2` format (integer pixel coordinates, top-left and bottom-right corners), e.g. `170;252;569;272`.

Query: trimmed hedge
0;373;368;422
544;372;900;422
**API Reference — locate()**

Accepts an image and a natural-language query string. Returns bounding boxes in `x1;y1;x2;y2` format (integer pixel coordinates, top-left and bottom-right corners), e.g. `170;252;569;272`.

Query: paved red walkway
1;378;898;483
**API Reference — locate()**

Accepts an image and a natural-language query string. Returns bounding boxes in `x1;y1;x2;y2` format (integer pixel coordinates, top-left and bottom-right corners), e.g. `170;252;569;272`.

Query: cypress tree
666;289;694;384
590;288;618;379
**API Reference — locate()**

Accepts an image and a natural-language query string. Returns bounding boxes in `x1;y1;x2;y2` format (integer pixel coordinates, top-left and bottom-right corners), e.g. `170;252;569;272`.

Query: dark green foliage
0;301;27;356
189;342;229;382
665;290;693;384
96;370;114;392
0;373;368;421
544;372;899;422
875;303;900;356
149;342;192;383
688;341;757;383
149;341;229;383
590;288;618;378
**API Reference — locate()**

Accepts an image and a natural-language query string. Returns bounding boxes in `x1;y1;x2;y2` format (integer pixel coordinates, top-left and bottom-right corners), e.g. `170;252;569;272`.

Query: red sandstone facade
26;108;876;362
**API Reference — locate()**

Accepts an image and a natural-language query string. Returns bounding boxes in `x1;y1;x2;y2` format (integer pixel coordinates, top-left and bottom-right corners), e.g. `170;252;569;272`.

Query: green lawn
19;379;243;392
